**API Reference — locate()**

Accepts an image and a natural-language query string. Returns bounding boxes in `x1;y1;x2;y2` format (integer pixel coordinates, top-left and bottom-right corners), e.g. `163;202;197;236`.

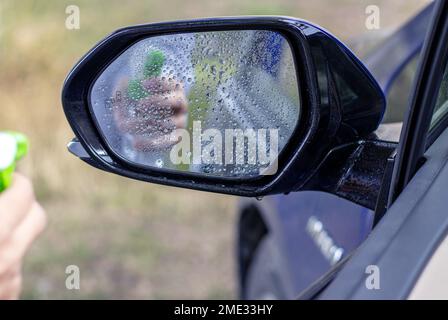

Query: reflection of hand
0;174;46;300
113;77;188;151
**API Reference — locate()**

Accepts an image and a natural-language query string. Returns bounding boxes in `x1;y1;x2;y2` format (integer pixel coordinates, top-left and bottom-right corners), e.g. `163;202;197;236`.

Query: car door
319;0;448;299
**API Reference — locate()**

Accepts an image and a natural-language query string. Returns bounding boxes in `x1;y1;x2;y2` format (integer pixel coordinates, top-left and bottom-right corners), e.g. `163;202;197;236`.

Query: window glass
430;66;448;129
375;54;420;142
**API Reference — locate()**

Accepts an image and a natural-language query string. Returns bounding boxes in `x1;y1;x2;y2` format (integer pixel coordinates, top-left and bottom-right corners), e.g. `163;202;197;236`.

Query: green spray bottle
127;50;166;100
0;132;29;192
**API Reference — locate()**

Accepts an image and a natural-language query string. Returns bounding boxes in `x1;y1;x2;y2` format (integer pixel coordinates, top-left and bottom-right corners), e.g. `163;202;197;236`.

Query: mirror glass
90;30;300;177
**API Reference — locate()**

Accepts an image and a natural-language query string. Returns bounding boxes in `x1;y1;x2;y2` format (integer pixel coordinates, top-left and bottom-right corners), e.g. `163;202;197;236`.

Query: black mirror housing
62;16;387;207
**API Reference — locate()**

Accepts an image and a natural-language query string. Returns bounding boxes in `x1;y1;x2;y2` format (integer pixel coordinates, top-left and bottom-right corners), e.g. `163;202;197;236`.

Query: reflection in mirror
90;30;300;178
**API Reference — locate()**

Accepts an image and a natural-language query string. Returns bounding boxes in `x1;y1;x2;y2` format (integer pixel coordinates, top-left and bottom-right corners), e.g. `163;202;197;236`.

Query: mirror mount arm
300;139;397;212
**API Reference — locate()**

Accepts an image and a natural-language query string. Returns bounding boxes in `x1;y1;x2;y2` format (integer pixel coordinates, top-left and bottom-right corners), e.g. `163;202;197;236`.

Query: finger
115;116;175;135
0;273;22;300
0;174;35;242
114;94;171;130
0;259;21;283
115;111;187;135
141;78;179;94
112;78;183;117
9;202;46;258
173;113;188;130
130;116;187;151
118;94;187;134
0;202;46;276
132;133;180;152
0;202;45;288
136;94;188;115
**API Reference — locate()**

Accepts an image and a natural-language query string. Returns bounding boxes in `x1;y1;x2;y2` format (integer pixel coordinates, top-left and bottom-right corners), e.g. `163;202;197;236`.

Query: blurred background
0;0;429;299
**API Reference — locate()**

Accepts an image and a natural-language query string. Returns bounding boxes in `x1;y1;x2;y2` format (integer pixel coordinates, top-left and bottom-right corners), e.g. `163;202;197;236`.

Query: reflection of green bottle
127;50;166;100
0;132;29;192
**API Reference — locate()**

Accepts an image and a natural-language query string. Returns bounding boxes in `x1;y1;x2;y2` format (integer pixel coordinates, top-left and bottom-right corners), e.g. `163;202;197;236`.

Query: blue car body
238;3;435;299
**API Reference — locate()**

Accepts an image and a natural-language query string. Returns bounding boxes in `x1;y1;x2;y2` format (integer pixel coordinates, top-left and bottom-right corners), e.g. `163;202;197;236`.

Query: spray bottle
127;49;166;100
0;132;29;192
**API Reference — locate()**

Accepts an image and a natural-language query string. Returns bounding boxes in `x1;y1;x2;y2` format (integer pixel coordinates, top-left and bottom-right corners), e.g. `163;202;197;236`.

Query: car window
375;54;420;142
384;54;420;124
430;65;448;130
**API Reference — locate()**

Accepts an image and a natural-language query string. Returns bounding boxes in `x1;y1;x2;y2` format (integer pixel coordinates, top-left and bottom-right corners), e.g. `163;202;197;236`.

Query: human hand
113;77;188;151
0;173;46;299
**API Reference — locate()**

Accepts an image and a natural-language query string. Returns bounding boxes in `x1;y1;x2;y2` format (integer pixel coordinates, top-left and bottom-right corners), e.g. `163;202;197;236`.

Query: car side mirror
62;17;394;210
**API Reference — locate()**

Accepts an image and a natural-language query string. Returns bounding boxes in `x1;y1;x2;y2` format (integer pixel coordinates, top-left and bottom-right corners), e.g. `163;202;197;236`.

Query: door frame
389;0;448;205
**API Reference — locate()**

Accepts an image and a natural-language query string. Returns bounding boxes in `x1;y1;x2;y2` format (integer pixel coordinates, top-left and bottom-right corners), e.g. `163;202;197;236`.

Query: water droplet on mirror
155;159;164;168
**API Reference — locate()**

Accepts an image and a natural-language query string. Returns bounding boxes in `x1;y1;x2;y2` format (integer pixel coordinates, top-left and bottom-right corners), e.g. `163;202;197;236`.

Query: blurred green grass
0;0;428;299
